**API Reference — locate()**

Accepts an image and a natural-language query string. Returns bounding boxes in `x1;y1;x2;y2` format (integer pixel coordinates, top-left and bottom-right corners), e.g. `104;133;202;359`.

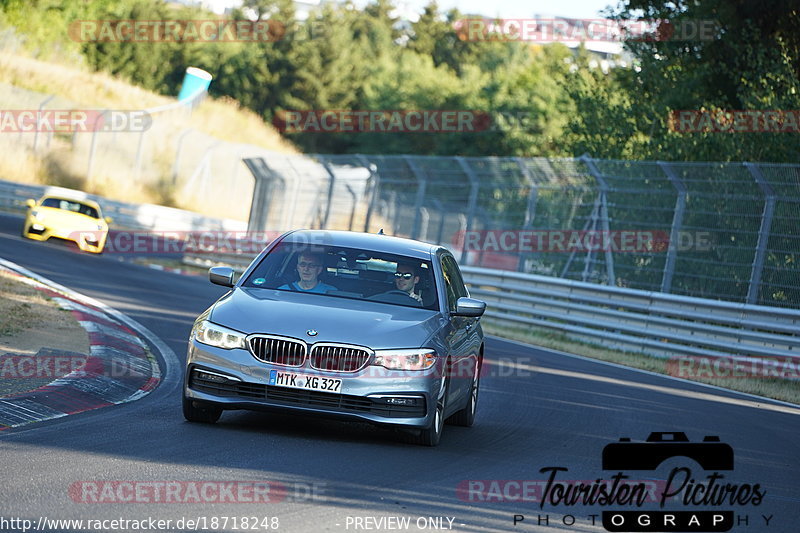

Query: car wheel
411;374;448;446
450;357;480;427
182;393;222;424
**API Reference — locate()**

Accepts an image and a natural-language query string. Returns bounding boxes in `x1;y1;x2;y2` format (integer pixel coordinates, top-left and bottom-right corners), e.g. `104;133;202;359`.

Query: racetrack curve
1;213;798;533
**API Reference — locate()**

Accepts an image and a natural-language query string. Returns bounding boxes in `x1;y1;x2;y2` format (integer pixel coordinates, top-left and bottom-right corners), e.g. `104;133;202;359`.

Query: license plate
269;370;342;393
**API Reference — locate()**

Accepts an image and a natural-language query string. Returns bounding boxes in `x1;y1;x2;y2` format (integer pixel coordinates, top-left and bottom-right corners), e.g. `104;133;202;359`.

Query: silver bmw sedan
183;229;486;446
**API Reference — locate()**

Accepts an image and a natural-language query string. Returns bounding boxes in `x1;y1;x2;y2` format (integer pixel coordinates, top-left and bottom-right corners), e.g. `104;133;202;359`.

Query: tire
449;357;481;427
410;374;448;446
182;393;222;424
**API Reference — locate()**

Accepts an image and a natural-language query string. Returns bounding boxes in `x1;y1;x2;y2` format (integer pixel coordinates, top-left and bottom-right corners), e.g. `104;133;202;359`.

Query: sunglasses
394;272;414;279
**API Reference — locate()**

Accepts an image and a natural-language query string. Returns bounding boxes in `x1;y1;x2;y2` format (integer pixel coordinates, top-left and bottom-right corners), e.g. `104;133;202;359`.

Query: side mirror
25;199;35;209
209;266;235;287
453;297;486;317
104;216;113;225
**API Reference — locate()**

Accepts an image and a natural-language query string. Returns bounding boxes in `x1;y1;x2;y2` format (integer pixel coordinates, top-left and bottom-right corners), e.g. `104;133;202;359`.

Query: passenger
279;252;337;294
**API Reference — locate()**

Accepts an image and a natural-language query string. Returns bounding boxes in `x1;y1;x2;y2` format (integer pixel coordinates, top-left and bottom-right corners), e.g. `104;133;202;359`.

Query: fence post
517;157;538;272
134;129;146;181
403;156;428;240
32;94;55;152
86;110;108;189
345;183;357;231
744;162;776;305
658;161;687;294
172;129;194;185
355;155;378;232
389;191;400;234
560;198;597;279
243;157;282;232
320;158;337;230
581;155;615;284
430;199;445;245
455;157;480;258
418;206;430;241
456;214;468;262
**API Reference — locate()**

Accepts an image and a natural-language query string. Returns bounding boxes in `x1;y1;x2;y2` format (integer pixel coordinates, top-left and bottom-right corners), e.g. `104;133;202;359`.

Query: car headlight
30;210;41;219
192;320;246;350
373;349;436;371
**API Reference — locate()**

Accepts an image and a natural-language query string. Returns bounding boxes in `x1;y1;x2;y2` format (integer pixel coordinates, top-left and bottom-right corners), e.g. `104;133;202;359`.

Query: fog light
195;369;238;383
386;398;416;406
370;395;422;406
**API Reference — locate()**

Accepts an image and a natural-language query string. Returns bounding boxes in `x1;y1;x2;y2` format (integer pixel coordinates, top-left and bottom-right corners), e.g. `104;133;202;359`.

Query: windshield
41;197;100;219
242;242;438;311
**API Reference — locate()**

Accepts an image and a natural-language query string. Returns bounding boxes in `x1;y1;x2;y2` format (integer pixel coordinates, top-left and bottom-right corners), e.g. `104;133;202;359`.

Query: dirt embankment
0;269;90;396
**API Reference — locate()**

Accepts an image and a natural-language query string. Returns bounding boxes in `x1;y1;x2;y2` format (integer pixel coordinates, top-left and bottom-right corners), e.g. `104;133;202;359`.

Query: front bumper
184;339;442;428
23;221;106;253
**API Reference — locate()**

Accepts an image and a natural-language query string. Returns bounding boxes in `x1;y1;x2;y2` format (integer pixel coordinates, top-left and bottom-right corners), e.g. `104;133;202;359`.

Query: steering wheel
368;289;420;305
384;290;414;297
383;290;422;305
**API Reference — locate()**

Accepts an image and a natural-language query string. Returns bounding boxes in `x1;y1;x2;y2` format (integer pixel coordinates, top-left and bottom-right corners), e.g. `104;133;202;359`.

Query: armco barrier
461;265;800;368
0;180;246;232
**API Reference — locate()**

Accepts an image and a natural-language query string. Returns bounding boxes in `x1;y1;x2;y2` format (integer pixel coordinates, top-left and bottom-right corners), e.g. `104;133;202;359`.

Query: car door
439;253;476;411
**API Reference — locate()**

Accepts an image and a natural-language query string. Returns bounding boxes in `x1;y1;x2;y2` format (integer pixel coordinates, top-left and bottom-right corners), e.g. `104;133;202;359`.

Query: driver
279;252;338;294
394;263;423;304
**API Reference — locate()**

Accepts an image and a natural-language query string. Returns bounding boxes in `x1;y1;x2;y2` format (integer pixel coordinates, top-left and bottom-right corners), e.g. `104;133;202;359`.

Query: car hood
209;287;444;349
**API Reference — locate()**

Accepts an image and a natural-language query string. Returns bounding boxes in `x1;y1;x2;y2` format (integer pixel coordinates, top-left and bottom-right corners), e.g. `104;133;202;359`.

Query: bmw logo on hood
306;329;318;337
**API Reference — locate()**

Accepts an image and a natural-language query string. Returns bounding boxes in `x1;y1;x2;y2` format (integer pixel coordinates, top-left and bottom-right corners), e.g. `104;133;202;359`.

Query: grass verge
0;269;90;396
482;319;800;405
0;52;297;220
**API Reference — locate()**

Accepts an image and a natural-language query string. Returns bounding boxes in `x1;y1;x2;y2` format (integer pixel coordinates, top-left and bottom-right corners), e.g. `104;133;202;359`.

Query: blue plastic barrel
177;67;213;102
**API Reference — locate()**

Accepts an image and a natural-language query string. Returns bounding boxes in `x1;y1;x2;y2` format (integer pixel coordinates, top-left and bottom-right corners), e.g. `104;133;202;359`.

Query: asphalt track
0;212;798;533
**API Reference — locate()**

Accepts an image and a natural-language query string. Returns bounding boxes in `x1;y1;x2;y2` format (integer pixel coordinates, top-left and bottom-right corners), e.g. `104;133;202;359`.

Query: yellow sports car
22;195;111;253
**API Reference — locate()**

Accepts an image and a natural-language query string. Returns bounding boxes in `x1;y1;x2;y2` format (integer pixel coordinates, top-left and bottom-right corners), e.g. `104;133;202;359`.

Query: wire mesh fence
244;154;800;309
0;78;268;222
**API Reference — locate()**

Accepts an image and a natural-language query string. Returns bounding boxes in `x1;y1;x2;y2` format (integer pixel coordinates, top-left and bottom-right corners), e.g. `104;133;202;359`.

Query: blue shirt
278;281;337;294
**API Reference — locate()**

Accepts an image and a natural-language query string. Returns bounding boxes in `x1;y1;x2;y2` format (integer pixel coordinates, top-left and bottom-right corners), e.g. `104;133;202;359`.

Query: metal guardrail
462;266;800;371
179;248;800;374
0;180;246;232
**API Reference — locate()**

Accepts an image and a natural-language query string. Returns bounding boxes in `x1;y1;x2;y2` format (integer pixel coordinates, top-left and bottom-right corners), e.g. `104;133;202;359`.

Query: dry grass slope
0;53;297;217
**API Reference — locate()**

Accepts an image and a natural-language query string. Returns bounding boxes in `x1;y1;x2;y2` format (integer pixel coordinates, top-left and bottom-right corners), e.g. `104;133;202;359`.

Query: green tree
569;0;800;162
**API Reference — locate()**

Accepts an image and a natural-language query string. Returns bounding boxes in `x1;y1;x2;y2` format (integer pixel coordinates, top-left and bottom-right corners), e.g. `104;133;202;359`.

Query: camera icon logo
602;432;734;471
